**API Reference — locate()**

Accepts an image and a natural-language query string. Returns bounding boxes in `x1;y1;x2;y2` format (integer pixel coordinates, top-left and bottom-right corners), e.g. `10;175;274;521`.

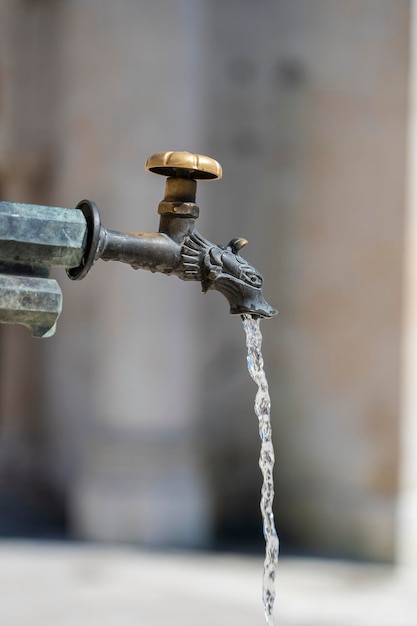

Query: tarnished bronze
0;151;276;336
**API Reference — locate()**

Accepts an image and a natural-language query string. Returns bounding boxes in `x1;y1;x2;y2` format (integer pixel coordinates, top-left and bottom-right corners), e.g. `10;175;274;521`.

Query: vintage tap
0;151;276;337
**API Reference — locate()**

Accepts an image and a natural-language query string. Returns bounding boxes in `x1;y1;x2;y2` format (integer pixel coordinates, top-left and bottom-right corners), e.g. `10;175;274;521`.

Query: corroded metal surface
0;201;87;267
0;201;84;336
0;272;62;337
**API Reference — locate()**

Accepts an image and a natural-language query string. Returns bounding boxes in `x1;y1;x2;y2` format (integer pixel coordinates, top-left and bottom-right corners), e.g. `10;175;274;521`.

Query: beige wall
200;0;411;561
0;0;415;562
398;0;417;566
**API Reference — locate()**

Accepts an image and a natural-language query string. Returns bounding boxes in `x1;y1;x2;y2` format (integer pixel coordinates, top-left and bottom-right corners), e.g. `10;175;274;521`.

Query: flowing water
242;314;279;625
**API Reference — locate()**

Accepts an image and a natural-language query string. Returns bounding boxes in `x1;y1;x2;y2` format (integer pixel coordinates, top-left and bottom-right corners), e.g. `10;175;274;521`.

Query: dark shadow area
0;472;68;540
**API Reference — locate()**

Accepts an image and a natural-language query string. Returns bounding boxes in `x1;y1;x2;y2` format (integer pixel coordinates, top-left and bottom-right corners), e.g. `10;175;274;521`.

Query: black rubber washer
66;199;101;281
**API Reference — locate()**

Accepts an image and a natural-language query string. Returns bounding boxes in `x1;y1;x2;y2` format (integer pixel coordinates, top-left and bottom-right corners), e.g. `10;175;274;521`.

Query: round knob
145;151;222;180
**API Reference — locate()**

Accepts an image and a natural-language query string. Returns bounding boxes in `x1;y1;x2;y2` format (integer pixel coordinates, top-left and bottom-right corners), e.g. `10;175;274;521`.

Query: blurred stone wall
0;0;415;562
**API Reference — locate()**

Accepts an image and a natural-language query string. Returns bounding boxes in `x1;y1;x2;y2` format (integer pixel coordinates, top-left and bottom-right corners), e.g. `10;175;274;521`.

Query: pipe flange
66;199;101;281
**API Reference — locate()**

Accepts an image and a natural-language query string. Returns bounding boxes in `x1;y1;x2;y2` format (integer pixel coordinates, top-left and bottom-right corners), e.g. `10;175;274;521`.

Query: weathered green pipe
0;201;88;337
0;201;87;268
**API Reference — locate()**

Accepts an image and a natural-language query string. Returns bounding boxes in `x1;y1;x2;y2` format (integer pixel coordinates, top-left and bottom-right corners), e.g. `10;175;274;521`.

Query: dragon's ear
208;247;222;266
227;237;248;254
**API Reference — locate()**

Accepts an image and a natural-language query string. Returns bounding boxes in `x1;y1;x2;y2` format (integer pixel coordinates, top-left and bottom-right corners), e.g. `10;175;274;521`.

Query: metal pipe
99;229;181;273
0;201;87;268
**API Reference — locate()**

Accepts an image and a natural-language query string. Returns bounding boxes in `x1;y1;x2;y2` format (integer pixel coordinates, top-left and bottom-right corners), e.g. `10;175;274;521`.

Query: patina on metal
0;270;62;338
0;151;277;337
0;201;87;267
0;202;87;336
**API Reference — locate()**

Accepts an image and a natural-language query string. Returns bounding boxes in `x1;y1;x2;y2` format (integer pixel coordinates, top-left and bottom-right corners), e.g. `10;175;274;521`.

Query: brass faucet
0;151;276;336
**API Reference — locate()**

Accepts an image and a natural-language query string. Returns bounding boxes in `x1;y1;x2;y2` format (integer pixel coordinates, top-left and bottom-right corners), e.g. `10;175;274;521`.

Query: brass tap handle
145;152;222;217
145;151;222;180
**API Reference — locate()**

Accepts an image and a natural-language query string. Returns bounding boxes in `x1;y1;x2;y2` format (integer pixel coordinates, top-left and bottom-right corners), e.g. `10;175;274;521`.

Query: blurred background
0;0;416;569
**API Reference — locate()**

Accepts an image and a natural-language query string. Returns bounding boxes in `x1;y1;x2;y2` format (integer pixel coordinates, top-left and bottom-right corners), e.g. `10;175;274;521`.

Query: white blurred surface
0;541;416;626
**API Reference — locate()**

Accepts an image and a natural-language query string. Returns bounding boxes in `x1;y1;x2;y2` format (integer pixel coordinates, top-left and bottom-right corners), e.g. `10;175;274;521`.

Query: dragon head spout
181;232;277;318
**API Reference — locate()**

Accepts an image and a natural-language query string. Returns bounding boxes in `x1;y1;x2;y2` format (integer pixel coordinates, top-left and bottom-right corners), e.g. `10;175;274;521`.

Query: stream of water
242;314;279;625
